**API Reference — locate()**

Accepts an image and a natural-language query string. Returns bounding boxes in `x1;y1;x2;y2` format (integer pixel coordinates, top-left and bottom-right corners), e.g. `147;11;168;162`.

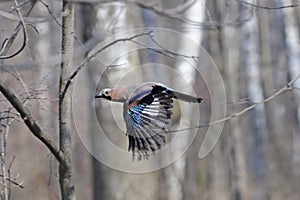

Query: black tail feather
172;90;202;103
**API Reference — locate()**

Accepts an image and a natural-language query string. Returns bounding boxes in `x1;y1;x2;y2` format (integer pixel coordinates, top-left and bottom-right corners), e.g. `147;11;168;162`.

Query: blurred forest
1;0;300;199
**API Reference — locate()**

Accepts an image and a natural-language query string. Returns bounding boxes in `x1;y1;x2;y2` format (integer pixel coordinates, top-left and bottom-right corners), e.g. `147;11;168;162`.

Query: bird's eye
104;90;110;95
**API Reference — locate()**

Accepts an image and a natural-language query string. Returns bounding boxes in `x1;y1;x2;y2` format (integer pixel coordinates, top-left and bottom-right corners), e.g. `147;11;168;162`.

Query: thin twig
39;0;62;26
1;156;24;192
237;0;299;10
0;0;32;23
128;0;210;27
61;31;154;99
0;0;29;59
148;34;199;59
0;0;37;58
1;66;31;129
67;0;215;28
0;175;24;189
0;10;53;23
0;80;65;163
169;74;300;132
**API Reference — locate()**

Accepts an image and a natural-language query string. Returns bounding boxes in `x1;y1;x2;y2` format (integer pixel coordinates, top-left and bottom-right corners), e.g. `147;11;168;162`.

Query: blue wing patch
125;86;174;160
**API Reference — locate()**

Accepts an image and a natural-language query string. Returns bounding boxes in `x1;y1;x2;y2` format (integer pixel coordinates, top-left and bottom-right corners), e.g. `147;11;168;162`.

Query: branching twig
130;0;200;25
0;80;65;163
147;34;199;59
61;31;154;99
237;0;299;10
0;0;29;59
62;30;201;98
169;74;300;132
0;174;24;189
0;0;32;23
0;10;53;24
39;0;62;26
8;155;16;198
67;0;215;28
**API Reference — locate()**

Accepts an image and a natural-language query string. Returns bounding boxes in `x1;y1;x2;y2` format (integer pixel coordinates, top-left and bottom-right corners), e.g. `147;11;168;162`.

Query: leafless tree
1;0;300;199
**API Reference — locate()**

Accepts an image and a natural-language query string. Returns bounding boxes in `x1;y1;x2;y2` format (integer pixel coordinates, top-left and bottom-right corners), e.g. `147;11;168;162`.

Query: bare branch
0;174;24;189
0;0;31;59
0;10;55;24
0;0;32;22
0;66;32;199
0;80;64;163
67;0;215;28
147;34;199;59
62;30;202;98
61;31;154;99
39;0;62;26
130;0;203;26
169;73;300;132
166;0;196;13
237;0;299;10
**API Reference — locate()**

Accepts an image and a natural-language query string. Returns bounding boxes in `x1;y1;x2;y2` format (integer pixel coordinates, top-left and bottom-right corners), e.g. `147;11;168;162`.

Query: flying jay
95;82;202;158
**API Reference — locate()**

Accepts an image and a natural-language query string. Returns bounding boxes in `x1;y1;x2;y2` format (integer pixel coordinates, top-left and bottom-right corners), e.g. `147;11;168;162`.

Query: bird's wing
125;85;174;159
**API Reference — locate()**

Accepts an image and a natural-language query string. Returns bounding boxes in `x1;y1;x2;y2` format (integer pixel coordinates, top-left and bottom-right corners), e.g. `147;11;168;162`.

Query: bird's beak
95;91;103;98
95;89;112;100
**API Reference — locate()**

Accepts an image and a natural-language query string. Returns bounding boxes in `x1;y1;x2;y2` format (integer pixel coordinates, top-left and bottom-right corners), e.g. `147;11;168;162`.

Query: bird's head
95;88;112;100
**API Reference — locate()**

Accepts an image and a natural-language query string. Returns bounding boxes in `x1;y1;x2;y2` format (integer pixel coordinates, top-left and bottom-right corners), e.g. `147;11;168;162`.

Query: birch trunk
222;3;248;198
164;1;206;200
241;1;266;199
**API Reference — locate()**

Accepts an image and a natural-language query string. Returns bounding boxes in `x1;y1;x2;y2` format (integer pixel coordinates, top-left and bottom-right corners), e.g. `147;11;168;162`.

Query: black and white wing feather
124;85;174;158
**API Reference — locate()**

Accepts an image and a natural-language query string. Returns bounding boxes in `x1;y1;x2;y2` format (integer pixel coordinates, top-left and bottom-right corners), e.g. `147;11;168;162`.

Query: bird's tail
172;91;202;103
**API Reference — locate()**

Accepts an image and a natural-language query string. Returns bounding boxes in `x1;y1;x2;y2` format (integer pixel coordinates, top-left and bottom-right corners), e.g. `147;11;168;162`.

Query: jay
95;82;202;159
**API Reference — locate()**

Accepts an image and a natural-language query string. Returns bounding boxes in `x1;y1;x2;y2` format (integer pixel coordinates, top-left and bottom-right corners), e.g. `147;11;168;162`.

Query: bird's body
95;82;202;159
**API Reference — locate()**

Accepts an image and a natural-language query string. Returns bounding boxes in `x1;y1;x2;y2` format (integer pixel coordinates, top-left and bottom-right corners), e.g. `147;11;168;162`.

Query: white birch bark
223;6;248;199
241;1;266;199
165;1;206;200
86;3;160;200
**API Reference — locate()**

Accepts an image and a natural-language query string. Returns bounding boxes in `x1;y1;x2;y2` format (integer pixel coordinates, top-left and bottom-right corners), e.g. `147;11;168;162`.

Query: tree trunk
222;2;248;199
282;1;300;198
223;20;246;200
80;4;109;199
163;1;206;200
241;1;266;199
59;1;76;199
